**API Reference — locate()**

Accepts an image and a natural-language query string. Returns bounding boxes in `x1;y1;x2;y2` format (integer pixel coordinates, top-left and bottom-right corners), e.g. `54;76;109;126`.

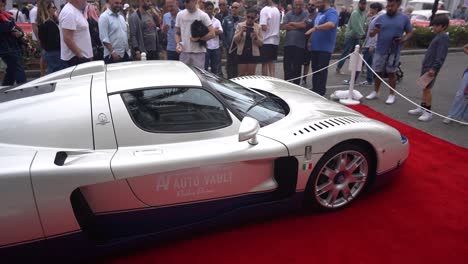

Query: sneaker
408;107;424;115
385;94;396;104
442;118;451;124
418;111;433;122
359;81;372;86
336;68;343;75
366;91;378;100
342;79;350;85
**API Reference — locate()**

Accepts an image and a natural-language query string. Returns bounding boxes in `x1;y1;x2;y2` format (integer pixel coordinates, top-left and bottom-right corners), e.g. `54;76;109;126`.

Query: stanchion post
340;45;361;105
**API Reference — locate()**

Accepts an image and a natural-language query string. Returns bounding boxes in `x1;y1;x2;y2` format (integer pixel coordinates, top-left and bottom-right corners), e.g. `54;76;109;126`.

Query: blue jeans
205;48;221;75
167;50;179;61
44;50;67;74
337;36;359;70
1;51;26;86
447;70;468;121
354;47;374;83
311;51;332;96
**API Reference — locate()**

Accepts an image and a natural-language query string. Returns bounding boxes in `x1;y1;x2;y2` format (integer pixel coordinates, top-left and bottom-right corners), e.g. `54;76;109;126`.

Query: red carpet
107;104;468;264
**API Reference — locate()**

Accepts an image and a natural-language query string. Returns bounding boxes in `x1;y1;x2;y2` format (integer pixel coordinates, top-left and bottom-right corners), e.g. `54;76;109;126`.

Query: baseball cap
123;3;129;10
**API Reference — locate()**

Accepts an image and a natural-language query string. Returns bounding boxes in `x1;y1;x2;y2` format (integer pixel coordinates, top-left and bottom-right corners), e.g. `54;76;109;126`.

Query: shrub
408;25;468;48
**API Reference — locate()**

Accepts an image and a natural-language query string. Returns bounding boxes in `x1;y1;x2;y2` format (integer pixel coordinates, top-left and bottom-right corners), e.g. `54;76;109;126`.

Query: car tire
305;142;374;211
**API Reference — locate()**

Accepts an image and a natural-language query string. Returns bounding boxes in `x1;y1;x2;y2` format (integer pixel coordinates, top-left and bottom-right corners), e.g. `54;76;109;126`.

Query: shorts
303;50;312;65
372;52;400;73
420;69;438;89
260;44;278;63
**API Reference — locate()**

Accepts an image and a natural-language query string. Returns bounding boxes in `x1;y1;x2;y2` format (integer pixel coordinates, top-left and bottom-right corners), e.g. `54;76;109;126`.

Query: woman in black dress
233;9;262;76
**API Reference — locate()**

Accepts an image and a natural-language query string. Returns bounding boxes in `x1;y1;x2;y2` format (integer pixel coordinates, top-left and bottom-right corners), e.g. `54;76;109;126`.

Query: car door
108;87;289;210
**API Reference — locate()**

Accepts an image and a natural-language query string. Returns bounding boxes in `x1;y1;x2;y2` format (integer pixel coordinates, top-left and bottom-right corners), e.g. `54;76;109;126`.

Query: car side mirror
238;117;260;145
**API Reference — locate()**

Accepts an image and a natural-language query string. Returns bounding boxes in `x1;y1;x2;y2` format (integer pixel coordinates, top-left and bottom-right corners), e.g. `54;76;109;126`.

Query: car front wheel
306;143;373;211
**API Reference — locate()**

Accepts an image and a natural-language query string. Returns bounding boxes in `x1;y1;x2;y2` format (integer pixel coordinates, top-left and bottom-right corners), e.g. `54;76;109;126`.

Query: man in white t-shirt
59;0;93;66
204;1;223;75
259;0;280;77
175;0;215;69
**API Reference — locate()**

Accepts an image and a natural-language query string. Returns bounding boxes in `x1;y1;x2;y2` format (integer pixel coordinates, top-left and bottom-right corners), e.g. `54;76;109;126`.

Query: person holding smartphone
365;0;413;105
233;8;262;76
0;0;26;86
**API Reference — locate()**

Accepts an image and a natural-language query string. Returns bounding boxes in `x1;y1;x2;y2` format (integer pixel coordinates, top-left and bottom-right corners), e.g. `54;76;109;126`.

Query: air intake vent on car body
293;117;363;136
232;76;279;81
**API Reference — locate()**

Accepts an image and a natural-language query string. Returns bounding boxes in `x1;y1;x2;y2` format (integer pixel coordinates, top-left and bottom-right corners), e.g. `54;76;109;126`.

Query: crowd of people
0;0;466;124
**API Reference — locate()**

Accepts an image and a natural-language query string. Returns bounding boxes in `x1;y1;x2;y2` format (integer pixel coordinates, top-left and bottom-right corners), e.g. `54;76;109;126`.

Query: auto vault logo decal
156;169;233;198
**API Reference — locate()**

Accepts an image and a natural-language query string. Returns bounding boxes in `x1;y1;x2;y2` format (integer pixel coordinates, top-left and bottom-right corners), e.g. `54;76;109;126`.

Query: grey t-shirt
141;12;158;52
282;10;308;48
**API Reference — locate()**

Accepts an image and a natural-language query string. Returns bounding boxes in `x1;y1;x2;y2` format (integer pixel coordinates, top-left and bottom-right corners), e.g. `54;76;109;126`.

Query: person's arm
128;15;141;57
162;15;170;34
233;23;244;43
98;15;116;58
175;26;182;53
253;24;263;47
288;21;306;29
200;25;215;41
429;34;449;75
62;28;84;58
259;9;268;31
280;13;290;30
214;20;223;35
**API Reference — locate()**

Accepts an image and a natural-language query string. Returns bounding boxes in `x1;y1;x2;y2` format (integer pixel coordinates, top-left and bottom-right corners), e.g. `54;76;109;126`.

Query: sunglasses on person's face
247;16;255;19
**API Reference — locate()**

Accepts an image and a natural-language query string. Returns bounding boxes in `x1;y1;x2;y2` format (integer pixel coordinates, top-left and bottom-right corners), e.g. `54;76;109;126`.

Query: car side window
121;88;232;133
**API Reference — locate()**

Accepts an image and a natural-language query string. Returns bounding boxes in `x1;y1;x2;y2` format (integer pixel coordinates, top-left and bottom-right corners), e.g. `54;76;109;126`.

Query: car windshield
194;69;288;127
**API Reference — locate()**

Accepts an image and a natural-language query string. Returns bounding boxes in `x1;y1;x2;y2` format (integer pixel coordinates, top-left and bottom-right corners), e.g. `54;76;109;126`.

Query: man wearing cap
335;0;367;75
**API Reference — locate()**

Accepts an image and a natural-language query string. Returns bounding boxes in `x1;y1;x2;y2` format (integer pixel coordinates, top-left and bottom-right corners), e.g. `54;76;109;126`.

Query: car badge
96;113;110;125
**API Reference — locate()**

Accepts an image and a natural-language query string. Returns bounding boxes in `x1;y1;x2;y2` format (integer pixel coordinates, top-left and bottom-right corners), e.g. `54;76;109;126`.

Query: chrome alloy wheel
314;150;368;208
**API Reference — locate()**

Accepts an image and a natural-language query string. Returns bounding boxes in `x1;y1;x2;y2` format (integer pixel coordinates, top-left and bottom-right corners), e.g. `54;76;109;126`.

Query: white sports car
0;61;408;260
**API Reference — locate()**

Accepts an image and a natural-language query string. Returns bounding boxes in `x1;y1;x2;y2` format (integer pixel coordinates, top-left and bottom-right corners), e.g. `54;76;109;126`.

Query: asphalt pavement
264;51;468;148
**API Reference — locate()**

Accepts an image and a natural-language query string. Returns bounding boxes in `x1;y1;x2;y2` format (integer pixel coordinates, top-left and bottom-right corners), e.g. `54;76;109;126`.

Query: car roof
105;61;202;94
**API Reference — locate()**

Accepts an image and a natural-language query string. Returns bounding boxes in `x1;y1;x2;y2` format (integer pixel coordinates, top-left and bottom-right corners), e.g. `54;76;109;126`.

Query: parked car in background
410;10;466;27
406;0;445;11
